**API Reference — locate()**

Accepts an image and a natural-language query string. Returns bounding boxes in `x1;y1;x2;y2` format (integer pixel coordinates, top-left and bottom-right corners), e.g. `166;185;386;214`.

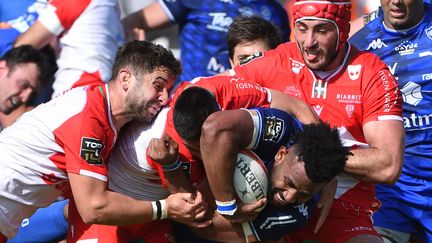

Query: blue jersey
246;107;315;241
350;3;432;180
159;0;290;82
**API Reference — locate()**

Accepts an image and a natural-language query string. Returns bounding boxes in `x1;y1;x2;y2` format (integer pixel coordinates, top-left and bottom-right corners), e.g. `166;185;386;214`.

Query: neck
323;44;347;71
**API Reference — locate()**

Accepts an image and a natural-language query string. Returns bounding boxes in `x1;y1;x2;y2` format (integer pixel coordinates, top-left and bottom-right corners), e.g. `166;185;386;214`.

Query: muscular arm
69;173;154;224
343;120;405;184
200;110;254;203
14;20;56;49
68;173;205;225
269;89;319;124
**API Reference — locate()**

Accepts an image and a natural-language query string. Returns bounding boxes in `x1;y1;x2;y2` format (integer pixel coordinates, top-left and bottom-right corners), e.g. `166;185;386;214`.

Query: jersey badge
263;116;284;143
400;81;422;106
290;58;305;74
80;137;105;165
240;51;264;66
348;64;361;80
345;105;355;118
425;26;432;40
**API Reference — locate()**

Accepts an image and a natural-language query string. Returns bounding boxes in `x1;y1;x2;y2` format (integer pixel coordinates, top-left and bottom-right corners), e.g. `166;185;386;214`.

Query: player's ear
274;145;288;165
118;68;131;91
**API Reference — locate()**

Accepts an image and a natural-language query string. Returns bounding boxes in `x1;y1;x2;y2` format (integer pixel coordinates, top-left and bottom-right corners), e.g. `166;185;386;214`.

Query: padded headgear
293;0;351;50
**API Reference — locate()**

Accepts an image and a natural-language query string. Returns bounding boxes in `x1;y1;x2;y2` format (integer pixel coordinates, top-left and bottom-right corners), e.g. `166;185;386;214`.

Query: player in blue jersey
121;0;290;82
149;86;350;242
350;0;432;242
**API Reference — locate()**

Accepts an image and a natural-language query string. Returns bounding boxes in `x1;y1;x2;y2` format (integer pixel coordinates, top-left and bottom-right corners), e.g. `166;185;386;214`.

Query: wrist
161;157;181;171
151;199;168;220
215;199;237;216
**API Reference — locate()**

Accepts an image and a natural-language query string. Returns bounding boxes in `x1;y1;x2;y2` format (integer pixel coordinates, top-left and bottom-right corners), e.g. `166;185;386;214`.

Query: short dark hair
2;45;53;87
110;40;182;81
292;122;351;183
227;16;283;60
173;86;219;141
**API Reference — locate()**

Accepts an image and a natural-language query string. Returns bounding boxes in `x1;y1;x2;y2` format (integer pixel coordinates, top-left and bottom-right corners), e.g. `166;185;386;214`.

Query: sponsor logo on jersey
395;40;418;56
347;64;361;80
207;12;233;32
400;81;422;106
404;112;432;130
263;116;284;143
379;70;399;112
284;85;302;98
207;57;226;74
80;137;104;165
426;26;432;40
311;79;327;99
229;77;267;93
345;105;355;118
423;73;432;81
291;58;305;74
336;93;362;104
366;38;387;50
240;51;264;65
313;104;324;116
294;203;309;218
419;51;432;57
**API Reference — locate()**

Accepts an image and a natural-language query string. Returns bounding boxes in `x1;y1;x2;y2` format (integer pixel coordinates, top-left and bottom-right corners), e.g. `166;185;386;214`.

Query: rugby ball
234;150;268;212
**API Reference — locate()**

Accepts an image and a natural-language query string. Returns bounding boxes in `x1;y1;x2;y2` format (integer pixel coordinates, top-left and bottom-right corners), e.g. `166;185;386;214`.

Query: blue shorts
373;173;432;242
7;199;68;243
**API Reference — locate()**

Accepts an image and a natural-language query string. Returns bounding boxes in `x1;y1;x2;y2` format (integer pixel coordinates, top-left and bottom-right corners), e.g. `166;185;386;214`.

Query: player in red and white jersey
15;0;124;97
0;41;207;242
230;0;404;242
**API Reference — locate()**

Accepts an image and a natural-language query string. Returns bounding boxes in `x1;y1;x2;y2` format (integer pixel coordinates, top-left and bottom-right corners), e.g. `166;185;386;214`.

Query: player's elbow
78;199;107;224
377;157;403;184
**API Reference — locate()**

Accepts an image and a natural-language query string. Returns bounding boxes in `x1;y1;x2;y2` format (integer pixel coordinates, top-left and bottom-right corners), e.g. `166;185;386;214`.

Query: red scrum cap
293;0;351;50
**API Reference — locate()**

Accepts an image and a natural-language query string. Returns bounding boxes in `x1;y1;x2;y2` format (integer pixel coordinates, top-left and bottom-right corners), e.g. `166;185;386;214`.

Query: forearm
164;168;196;193
269;90;318;124
344;120;405;184
344;146;403;184
200;111;253;202
79;190;154;225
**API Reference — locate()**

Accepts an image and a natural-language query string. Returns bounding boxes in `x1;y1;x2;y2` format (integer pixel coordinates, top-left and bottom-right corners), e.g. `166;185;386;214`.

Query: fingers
314;206;330;233
162;133;178;152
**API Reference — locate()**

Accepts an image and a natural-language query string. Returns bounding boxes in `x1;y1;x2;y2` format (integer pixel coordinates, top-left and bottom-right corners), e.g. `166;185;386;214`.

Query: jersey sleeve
158;0;188;23
198;75;272;110
244;200;315;241
360;54;403;124
231;47;285;89
246;107;302;163
55;111;110;182
38;0;91;35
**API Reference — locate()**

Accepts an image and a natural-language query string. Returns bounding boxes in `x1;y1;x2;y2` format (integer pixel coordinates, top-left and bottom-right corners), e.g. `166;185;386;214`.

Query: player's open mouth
304;50;319;62
390;9;406;18
273;191;288;206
